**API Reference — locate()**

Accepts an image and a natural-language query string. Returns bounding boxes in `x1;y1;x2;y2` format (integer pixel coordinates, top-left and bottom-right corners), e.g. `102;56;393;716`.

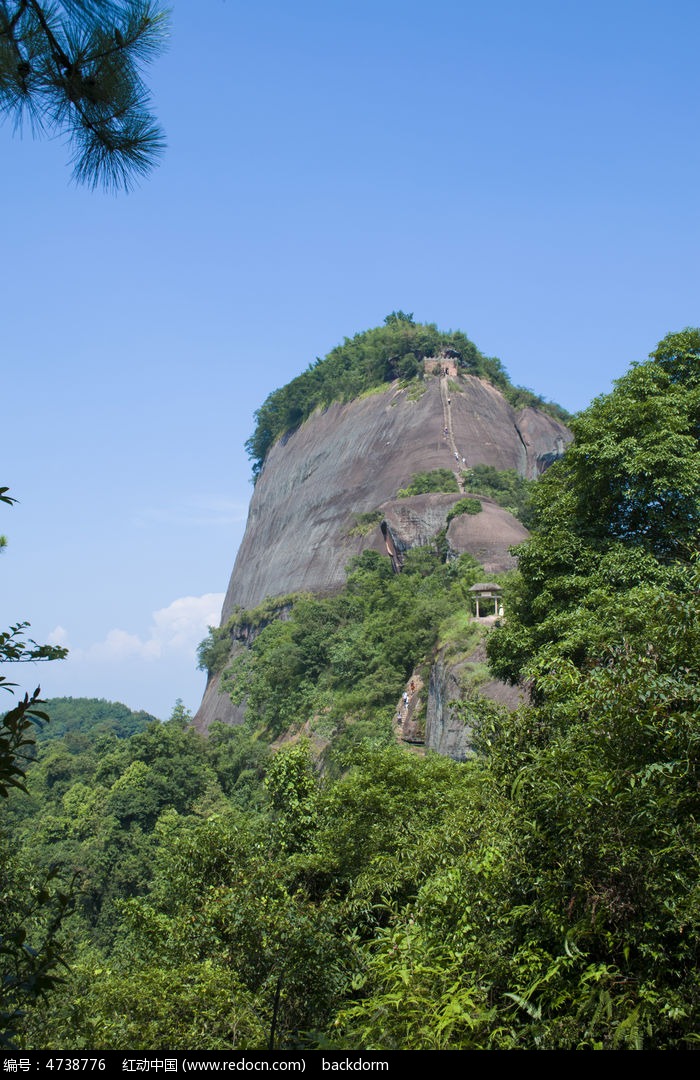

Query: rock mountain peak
195;359;571;736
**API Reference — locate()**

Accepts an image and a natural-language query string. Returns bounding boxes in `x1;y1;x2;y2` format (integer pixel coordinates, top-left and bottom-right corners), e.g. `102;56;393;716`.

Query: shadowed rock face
194;374;570;733
425;643;527;760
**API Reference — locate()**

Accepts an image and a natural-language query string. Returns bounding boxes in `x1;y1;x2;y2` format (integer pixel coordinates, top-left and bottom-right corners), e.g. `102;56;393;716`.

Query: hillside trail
393;673;426;755
440;375;465;492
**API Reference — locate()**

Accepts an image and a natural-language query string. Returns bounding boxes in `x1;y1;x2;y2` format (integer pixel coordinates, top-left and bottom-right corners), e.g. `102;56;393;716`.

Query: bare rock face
194;373;570;733
195;662;245;730
445;500;528;573
424;642;527;759
221;375;568;616
425;653;474;760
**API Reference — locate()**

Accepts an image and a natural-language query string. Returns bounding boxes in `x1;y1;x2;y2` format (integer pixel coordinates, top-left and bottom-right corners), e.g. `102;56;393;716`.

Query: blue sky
2;0;698;719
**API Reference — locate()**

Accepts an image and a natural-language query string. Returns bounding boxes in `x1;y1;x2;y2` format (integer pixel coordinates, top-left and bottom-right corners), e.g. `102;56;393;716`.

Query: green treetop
487;328;700;686
246;317;569;479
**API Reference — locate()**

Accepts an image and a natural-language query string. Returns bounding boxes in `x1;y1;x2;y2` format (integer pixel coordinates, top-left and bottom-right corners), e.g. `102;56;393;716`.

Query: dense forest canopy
487;327;700;685
2;329;700;1050
246;313;569;478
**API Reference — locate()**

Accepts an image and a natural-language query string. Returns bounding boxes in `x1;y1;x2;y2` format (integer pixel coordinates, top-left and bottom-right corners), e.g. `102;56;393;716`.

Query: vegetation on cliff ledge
396;468;460;497
463;464;536;525
246;313;569;479
216;547;484;757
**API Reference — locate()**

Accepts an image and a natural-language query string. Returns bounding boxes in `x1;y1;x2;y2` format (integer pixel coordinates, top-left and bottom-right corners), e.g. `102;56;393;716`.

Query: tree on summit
0;0;168;190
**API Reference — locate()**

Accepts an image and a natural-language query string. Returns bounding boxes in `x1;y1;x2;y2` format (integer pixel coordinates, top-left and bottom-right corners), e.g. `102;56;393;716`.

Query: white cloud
149;593;225;655
70;593;225;665
31;594;225;719
82;627;156;662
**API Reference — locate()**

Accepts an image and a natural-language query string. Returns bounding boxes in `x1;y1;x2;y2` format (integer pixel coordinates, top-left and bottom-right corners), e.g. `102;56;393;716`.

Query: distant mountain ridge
30;697;157;743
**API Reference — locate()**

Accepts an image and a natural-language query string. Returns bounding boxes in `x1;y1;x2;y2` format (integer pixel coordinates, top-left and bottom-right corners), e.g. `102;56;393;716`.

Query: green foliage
8;327;700;1050
206;723;270;807
28;697;156;744
0;496;72;1046
488;329;700;686
463;464;535;525
197;594;298;677
562;349;700;557
322;330;700;1051
167;698;192;729
26;957;266;1050
22;746;479;1050
196;625;233;678
649;325;700;387
345;510;383;537
397;469;459;497
1;685;49;800
12;529;700;1050
446;497;482;523
329;569;700;1047
264;740;318;853
46;806;352;1050
310;745;469;901
463;329;700;1047
0;621;67;667
0;844;75;1048
2;715;241;961
436;607;482;660
245;320;567;479
476;569;700;1047
0;1;168;190
218;547;477;747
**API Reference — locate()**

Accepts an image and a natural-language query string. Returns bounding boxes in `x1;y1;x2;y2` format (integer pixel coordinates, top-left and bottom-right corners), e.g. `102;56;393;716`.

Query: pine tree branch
0;1;168;190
